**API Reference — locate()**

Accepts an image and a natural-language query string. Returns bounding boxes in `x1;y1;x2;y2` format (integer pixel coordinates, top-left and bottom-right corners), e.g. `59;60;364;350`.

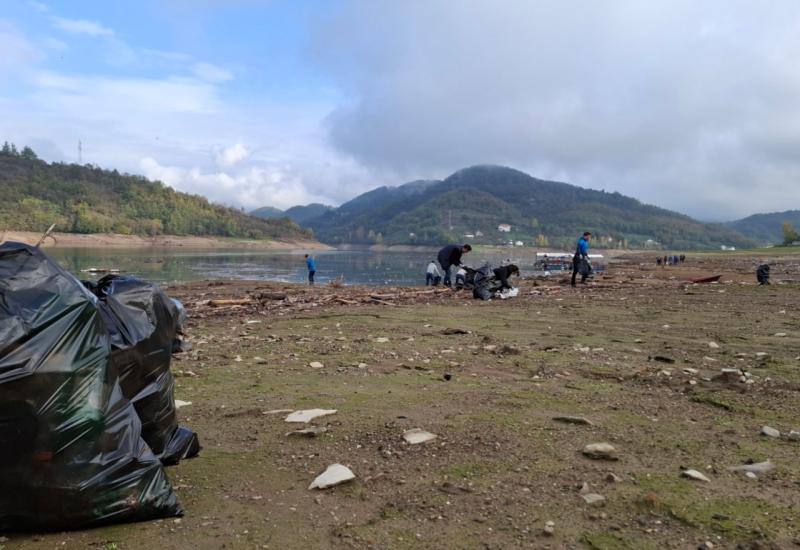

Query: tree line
0;142;312;241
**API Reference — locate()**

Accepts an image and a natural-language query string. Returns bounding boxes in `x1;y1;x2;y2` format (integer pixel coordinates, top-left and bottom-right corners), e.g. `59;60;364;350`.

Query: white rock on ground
681;469;711;482
580;493;606;506
708;341;720;349
309;464;355;490
761;426;780;438
582;443;618;460
309;361;325;369
285;409;338;423
174;400;192;409
728;461;775;475
403;428;437;444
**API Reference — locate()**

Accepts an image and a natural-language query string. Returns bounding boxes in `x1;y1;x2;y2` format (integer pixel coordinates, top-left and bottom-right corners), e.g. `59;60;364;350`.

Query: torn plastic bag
0;242;181;531
86;275;200;465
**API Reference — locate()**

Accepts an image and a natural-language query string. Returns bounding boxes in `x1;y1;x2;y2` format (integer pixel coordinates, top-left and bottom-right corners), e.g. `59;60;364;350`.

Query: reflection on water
46;247;539;286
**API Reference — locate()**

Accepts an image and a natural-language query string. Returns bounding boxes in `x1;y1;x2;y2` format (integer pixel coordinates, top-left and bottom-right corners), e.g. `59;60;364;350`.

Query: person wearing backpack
571;232;592;287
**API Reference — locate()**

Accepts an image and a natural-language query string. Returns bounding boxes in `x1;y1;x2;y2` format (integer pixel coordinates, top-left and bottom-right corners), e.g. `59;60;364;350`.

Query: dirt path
7;252;800;549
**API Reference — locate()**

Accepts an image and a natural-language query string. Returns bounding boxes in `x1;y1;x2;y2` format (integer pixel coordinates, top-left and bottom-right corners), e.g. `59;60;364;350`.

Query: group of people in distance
656;254;685;267
305;231;595;290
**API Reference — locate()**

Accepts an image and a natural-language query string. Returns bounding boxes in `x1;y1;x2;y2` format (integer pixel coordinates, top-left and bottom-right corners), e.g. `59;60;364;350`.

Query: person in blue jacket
305;254;317;285
571;232;591;287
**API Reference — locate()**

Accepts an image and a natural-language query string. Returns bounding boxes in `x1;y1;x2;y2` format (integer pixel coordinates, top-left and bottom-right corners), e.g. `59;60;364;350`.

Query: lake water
46;247;542;286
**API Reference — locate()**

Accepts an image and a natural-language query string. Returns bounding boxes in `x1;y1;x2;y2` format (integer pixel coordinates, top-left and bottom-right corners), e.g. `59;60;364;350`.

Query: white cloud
313;0;800;219
192;61;233;83
52;17;114;37
0;20;39;68
31;71;223;115
216;143;250;167
140;157;324;210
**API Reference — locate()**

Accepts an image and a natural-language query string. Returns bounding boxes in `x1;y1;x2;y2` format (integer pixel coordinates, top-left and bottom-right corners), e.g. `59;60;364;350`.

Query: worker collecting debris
437;243;472;288
473;263;520;300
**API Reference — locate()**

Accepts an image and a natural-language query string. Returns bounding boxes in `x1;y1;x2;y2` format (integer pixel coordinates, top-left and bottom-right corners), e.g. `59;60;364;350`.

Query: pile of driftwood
190;286;454;316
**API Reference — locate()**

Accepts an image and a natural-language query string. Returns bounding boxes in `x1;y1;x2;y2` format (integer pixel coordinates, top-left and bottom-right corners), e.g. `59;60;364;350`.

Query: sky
1;0;799;221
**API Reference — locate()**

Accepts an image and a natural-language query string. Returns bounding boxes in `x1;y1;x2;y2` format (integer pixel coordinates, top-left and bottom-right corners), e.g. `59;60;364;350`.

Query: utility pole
78;140;82;164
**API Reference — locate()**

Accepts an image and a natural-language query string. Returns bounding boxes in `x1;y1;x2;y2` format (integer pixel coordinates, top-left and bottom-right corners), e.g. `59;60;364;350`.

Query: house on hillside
475;230;484;237
463;233;475;239
514;240;524;246
498;224;511;232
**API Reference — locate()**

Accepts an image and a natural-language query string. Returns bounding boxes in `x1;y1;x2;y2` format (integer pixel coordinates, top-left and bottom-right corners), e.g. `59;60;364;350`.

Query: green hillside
0;144;312;241
307;165;755;249
250;206;285;219
727;210;800;245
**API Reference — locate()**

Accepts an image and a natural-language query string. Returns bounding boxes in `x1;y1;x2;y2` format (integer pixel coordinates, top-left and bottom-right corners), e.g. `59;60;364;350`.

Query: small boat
690;274;722;284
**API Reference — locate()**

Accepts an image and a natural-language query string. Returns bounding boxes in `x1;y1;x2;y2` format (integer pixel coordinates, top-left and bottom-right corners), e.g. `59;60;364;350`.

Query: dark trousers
308;270;315;284
440;263;452;286
571;259;587;286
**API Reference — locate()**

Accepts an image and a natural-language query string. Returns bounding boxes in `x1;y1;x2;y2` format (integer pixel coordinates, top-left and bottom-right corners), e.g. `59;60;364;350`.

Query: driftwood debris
35;224;57;248
209;299;252;307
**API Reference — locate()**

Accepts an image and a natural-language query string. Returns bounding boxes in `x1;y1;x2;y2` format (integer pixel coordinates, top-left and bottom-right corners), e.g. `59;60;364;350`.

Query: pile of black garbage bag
0;242;199;531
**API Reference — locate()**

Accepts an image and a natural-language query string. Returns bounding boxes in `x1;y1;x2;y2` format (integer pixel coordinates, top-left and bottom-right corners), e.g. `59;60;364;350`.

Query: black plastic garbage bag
756;264;770;285
86;275;200;465
473;263;500;301
0;242;181;531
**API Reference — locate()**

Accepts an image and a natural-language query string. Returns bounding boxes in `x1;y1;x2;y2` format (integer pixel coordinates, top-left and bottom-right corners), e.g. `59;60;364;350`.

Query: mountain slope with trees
0;143;312;241
306;165;755;249
726;210;800;245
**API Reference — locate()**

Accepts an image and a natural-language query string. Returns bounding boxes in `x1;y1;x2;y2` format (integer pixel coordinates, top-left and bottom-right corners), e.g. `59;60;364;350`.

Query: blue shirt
576;237;589;257
306;257;316;271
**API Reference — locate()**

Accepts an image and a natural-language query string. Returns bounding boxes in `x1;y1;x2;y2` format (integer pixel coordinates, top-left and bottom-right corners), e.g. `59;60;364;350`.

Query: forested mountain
305;165;755;249
250;203;334;224
283;203;334;224
249;206;284;219
726;210;800;245
0;144;312;241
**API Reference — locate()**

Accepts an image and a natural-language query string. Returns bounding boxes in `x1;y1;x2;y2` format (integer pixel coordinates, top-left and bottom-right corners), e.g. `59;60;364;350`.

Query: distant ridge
302;165;754;250
0;145;312;241
726;210;800;245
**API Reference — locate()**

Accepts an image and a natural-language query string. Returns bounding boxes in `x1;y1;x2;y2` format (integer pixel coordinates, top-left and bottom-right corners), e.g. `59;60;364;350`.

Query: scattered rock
552;415;593;426
287;426;328;437
500;344;521;355
309;361;325;369
652;355;675;364
580;493;606;506
605;473;622;483
285;409;338;423
708;341;720;349
308;464;355;490
442;327;470;335
745;472;758;480
582;443;618;461
728;461;775;475
543;521;555;536
788;430;800;442
402;428;437;444
761;426;780;438
683;368;698;375
374;337;390;343
774;332;787;337
174;399;192;409
253;356;268;364
681;469;711;482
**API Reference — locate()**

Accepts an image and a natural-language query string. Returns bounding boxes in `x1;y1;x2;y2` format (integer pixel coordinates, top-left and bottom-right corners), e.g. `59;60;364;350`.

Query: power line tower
78;140;82;164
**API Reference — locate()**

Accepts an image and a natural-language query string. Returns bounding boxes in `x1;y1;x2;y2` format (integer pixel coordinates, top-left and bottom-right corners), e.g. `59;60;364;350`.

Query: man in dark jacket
571;232;591;287
493;264;519;290
438;244;472;287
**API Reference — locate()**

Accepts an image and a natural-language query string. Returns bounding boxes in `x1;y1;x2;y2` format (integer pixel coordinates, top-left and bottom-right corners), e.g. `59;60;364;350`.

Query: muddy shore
0;230;330;250
9;251;800;549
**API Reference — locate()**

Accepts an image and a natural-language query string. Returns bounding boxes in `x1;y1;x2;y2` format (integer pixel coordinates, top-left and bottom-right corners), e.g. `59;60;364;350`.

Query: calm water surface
47;247;540;286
